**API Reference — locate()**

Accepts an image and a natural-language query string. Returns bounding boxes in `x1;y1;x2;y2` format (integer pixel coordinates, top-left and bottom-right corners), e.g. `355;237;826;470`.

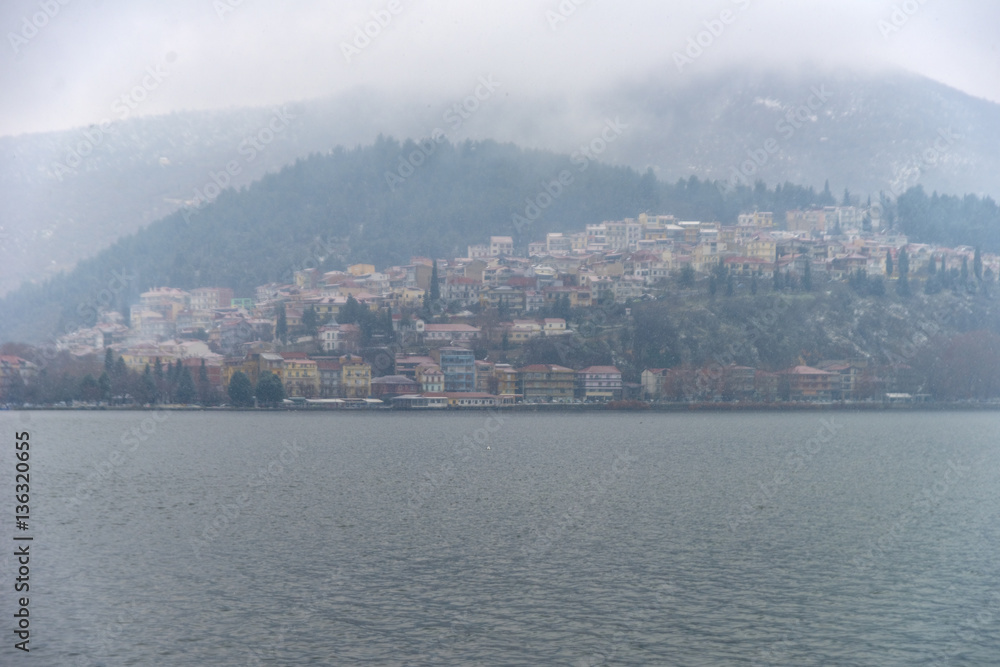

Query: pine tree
98;371;111;403
430;260;441;303
303;306;319;336
897;248;910;296
255;372;285;407
275;302;288;343
228;371;254;407
885;250;893;277
198;359;210;404
177;366;197;404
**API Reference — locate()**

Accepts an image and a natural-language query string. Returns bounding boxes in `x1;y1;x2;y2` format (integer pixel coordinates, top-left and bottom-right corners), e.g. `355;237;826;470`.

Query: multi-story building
420;323;481;344
416;364;445;393
490;236;514;257
475;360;495;393
778;366;836;401
283;358;319;398
139;287;190;321
604;219;643;252
576;366;622;401
315;359;342;397
737;211;775;228
370;375;421;399
493;364;519;398
189;287;235;311
518;364;576;402
340;354;371;398
433;347;477;393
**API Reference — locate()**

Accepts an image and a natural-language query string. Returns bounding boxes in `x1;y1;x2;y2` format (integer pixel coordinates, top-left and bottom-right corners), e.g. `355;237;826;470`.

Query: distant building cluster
42;208;997;406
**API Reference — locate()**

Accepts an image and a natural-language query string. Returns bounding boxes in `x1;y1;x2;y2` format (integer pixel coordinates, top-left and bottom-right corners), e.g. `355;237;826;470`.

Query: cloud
1;0;998;137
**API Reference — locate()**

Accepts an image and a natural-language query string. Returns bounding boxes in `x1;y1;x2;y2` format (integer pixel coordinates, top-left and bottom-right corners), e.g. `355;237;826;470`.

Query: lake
2;410;998;665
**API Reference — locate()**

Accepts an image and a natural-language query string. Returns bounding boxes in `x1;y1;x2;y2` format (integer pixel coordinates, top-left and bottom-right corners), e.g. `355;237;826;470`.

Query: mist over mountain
2;66;999;298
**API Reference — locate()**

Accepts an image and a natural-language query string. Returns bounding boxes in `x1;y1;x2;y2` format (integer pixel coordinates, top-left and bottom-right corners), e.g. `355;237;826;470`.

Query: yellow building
747;235;777;261
340;354;371;398
283;359;320;398
347;264;375;277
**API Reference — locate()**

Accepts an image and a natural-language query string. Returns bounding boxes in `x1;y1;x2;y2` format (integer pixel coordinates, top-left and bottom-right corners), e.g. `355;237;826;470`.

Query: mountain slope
0;137;833;344
2;66;999;298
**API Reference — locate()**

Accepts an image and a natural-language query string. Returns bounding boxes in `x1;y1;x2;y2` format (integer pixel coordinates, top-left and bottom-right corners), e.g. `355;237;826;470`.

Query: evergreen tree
708;274;717;297
104;347;115;375
197;359;213;405
803;257;812;291
961;257;969;284
678;265;695;288
750;272;758;295
275;302;288;343
430;260;441;303
79;374;100;402
6;371;26;405
842;187;851;207
140;365;157;405
228;371;255;407
725;273;735;297
928;254;936;275
885;250;893;277
974;246;983;281
302;306;319;336
338;295;362;324
897;247;910;296
176;366;197;404
98;371;112;402
773;266;781;291
255;372;285;407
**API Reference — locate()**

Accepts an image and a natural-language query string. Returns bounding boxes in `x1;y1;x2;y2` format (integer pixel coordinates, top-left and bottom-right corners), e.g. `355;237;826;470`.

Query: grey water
2;410;999;665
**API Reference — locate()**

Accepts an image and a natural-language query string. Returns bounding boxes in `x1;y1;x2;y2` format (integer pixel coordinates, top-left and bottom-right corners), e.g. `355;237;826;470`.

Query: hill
0;137;836;343
3;66;999;297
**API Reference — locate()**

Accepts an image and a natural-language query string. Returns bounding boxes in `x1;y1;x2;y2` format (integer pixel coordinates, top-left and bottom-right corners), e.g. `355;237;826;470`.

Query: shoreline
6;401;1000;413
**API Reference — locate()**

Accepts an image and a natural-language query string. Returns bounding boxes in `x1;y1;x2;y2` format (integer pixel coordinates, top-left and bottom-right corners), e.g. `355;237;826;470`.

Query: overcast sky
2;0;999;137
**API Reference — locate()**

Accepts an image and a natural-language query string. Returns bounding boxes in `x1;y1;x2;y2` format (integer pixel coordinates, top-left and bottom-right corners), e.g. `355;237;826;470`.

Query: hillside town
4;206;998;408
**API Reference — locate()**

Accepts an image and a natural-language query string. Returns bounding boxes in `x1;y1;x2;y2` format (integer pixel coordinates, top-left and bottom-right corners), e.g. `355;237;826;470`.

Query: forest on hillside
1;137;998;344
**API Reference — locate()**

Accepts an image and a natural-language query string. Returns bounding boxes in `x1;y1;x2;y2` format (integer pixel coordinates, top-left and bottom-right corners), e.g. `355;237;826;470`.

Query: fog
2;0;999;138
